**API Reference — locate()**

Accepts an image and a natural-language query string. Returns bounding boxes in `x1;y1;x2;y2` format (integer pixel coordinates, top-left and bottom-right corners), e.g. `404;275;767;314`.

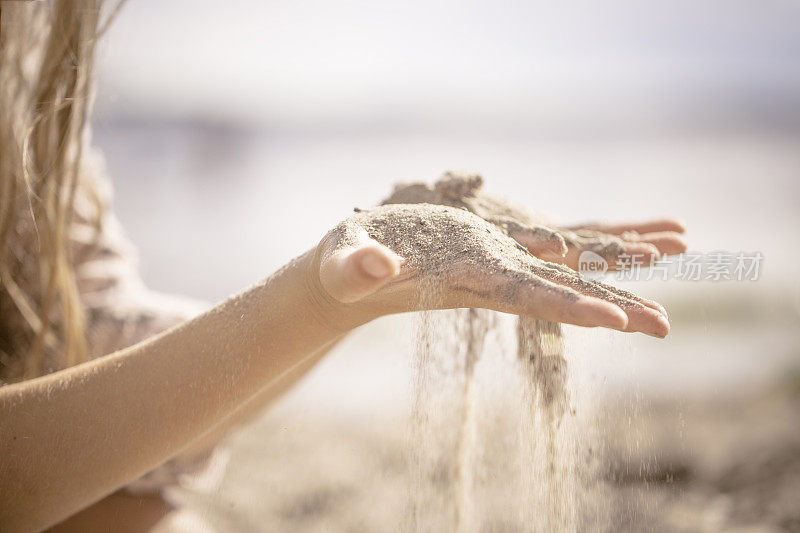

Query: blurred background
91;0;800;530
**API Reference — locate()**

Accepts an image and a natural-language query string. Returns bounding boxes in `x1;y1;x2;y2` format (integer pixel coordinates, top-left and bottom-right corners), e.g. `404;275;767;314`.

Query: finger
533;263;670;337
607;241;661;270
623;231;688;256
319;232;404;304
596;282;669;319
509;225;568;258
567;218;686;235
539;234;660;271
560;240;661;271
483;216;568;258
510;275;629;330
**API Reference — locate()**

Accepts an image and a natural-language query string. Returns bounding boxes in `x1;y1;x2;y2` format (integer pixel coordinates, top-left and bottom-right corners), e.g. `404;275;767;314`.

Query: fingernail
653;314;670;338
361;252;393;279
549;234;568;256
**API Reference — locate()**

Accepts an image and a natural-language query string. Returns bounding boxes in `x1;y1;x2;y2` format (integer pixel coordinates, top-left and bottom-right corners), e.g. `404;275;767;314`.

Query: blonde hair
0;0;117;382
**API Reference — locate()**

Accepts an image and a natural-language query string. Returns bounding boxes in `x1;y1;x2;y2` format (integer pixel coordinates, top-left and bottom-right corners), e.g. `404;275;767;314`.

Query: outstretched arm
0;200;673;532
0;251;367;532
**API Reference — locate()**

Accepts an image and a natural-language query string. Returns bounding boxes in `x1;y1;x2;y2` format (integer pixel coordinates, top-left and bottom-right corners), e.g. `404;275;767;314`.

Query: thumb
319;230;404;304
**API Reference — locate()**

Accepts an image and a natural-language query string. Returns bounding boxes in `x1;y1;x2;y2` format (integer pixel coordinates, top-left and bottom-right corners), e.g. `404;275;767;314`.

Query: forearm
179;336;344;455
0;250;350;532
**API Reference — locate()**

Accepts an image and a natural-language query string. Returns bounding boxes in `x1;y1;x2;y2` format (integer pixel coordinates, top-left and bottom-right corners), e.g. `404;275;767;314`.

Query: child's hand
383;171;687;271
309;203;670;338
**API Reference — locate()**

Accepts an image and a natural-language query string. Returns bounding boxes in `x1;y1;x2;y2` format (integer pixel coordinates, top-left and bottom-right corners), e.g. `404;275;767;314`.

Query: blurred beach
91;0;800;530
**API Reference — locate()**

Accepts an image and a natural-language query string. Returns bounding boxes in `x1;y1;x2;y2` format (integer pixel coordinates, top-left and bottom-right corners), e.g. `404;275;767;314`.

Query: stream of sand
408;306;611;532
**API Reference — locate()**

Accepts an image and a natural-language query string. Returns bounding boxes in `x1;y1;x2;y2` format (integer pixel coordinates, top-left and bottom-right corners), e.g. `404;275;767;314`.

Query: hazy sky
96;0;800;127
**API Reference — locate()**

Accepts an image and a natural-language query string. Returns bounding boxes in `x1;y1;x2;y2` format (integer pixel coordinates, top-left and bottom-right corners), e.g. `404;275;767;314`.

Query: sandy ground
162;367;799;532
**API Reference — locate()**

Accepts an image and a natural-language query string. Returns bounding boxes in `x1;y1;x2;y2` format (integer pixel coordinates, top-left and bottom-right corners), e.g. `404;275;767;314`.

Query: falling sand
335;172;616;531
403;298;596;532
